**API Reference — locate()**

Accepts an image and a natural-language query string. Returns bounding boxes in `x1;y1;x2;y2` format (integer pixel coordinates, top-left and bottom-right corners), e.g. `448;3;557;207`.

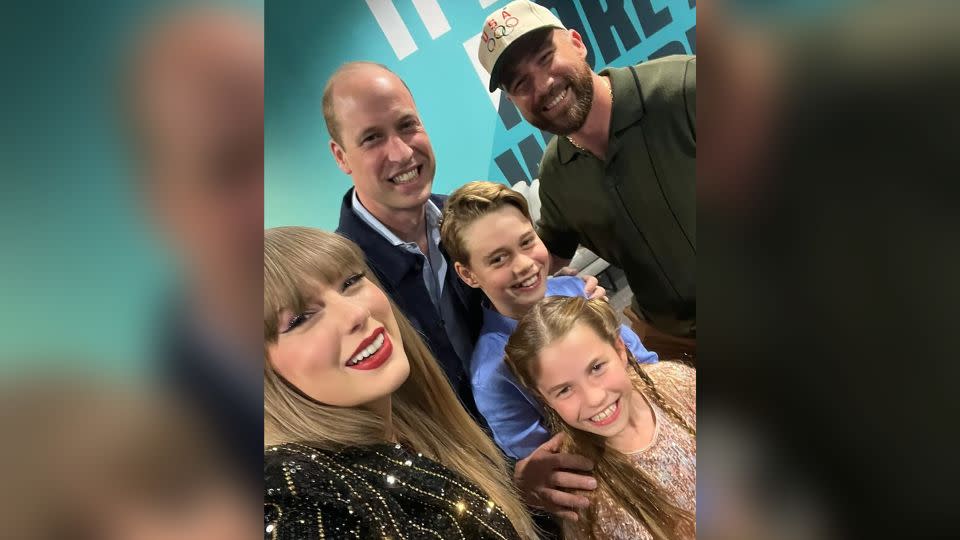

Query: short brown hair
440;181;533;265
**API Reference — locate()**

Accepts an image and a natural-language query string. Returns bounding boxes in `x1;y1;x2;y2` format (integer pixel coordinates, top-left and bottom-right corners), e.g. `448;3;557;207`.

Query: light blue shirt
470;276;658;459
351;190;446;305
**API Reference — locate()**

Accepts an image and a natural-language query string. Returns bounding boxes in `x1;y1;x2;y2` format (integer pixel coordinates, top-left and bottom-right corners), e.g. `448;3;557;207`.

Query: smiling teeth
347;333;385;366
545;88;567;110
391;168;418;184
590;401;617;422
515;275;538;288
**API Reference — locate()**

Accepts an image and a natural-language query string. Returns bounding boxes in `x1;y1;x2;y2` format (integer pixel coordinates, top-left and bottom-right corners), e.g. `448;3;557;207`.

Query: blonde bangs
263;227;367;340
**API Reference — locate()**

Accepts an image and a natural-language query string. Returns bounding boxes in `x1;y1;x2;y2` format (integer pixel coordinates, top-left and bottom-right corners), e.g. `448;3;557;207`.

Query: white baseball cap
477;0;565;92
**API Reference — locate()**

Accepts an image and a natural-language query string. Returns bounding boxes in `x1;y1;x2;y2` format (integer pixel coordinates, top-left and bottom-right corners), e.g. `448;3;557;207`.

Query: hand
513;433;597;521
579;274;607;302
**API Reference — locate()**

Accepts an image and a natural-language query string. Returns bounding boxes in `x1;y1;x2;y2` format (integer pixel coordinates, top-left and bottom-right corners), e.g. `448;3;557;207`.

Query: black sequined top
264;442;523;540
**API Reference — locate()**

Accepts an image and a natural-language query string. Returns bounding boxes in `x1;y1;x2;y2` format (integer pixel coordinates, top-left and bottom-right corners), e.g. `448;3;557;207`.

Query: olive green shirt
537;55;696;337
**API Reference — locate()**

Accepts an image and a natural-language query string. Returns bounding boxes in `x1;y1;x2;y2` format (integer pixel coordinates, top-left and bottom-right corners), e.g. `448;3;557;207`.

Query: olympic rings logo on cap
481;14;519;53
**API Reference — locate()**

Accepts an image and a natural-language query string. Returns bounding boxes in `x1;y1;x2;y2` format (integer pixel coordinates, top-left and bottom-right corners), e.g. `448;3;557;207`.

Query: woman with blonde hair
263;226;536;539
504;296;696;540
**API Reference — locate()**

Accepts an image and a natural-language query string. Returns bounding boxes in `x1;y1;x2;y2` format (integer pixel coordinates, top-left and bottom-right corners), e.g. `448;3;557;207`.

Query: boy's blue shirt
470;275;658;459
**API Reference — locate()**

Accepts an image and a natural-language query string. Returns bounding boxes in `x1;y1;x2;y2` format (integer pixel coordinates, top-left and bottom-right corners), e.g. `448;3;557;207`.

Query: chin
386;352;412;392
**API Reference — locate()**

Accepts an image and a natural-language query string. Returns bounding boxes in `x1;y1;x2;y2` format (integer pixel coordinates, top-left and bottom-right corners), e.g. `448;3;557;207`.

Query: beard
526;61;595;135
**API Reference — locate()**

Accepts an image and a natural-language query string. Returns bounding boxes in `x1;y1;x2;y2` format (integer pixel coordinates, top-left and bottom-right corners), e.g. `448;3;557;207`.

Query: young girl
263;227;536;539
504;296;696;540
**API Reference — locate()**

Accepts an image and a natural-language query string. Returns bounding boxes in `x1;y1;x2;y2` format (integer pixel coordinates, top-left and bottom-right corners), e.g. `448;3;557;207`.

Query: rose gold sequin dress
575;361;696;540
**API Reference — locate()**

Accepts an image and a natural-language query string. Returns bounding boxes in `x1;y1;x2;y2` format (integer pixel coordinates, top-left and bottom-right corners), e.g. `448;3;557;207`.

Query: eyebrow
396;112;418;124
354;126;379;145
482;246;508;262
545;357;602;394
505;39;556;90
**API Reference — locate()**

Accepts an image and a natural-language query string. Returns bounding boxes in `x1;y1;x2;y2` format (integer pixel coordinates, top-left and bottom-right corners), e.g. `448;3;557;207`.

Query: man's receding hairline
324;62;415;143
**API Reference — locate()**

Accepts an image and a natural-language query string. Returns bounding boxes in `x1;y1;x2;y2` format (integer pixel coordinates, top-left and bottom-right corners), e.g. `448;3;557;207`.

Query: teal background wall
265;0;697;230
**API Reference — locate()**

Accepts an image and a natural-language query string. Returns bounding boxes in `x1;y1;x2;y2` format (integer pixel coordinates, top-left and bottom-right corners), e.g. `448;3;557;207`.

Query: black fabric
264;443;521;539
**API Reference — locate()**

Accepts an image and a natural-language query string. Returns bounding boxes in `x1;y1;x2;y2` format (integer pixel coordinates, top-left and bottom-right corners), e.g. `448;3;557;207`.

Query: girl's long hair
263;227;535;538
504;296;696;540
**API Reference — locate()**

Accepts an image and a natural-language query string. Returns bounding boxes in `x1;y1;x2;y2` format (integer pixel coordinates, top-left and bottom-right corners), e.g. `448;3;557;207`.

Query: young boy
440;181;657;459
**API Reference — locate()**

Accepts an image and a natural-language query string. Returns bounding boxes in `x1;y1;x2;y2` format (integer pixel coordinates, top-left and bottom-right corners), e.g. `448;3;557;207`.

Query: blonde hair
263;226;536;538
504;296;696;540
440;180;533;265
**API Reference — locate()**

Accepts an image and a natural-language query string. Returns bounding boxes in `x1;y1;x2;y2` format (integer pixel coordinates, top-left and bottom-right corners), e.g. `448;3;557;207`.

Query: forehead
333;70;417;128
501;28;561;84
536;323;613;383
462;205;532;252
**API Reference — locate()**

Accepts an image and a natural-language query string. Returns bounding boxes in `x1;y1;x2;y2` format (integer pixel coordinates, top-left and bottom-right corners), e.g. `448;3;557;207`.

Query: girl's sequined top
577;361;697;540
264;442;522;540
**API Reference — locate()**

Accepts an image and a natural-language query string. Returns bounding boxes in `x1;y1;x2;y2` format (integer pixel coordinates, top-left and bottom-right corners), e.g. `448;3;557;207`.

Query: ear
330;139;352;175
454;261;482;288
568;29;588;59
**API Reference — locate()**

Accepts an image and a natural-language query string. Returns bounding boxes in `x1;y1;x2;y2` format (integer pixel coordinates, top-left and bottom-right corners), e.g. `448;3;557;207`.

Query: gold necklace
566;75;613;155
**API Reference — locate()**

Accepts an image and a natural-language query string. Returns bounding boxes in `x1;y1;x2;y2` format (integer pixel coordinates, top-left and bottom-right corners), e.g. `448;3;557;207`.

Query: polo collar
556;65;646;165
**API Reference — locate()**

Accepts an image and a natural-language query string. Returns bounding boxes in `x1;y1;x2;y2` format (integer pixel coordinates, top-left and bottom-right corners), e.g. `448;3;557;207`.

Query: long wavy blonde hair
263;226;536;538
504;296;696;540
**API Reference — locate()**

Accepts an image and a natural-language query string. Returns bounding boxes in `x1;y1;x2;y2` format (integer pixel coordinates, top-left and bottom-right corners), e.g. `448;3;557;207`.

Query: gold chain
566;75;613;155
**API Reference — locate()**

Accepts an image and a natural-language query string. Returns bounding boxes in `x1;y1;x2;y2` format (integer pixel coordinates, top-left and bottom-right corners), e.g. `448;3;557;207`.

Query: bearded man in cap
479;0;697;362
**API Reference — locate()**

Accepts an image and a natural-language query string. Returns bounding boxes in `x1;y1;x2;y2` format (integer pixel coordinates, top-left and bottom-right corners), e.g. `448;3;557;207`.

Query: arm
536;186;579;266
513;433;597;522
548;253;573;275
538;190;606;298
471;340;553;459
619;323;659;364
474;377;551;460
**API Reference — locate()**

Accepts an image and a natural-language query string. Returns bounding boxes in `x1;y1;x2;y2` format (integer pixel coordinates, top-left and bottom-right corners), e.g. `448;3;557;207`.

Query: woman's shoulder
264;443;391;539
643;361;696;413
644;361;695;385
263;442;522;539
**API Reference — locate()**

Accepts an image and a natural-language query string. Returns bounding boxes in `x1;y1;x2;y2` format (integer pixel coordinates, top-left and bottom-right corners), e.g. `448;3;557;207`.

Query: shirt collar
557;65;645;165
351;190;442;248
479;297;519;337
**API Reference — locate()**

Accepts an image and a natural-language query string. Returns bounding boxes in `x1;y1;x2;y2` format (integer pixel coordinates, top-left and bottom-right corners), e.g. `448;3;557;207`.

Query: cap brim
487;25;561;93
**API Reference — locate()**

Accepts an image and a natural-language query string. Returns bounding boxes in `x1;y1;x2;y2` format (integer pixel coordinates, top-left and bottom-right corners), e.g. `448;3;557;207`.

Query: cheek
475;267;506;290
354;152;382;180
607;370;633;393
493;267;514;288
415;135;434;159
550;398;580;423
270;331;340;382
532;242;550;266
365;285;396;328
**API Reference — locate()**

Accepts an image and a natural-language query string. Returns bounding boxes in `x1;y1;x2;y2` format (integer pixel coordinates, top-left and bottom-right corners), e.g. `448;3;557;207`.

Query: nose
583;381;606;409
512;253;535;276
385;133;414;163
533;70;556;101
333;295;368;337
